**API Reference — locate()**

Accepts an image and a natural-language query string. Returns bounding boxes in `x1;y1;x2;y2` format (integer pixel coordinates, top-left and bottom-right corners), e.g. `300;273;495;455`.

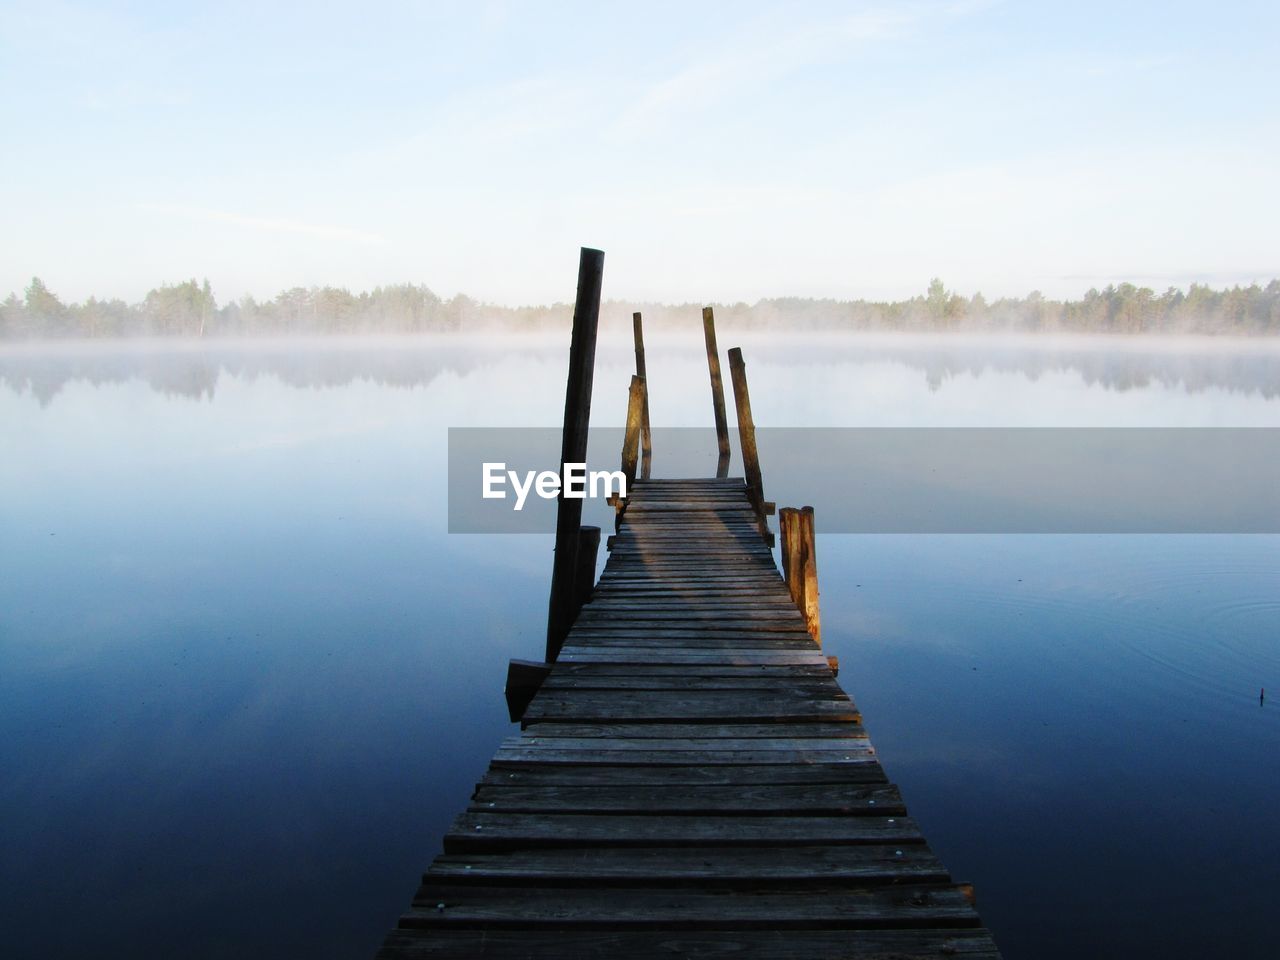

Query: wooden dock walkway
375;477;1001;958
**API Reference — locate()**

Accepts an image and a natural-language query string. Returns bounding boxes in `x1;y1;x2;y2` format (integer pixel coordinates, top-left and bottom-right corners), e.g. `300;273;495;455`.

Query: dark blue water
1;335;1277;958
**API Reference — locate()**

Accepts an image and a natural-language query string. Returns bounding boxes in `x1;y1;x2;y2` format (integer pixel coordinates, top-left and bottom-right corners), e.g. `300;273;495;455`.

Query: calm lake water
2;333;1278;958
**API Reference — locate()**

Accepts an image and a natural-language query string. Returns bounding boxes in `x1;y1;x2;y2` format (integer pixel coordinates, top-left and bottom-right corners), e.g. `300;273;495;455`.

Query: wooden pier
374;250;1000;958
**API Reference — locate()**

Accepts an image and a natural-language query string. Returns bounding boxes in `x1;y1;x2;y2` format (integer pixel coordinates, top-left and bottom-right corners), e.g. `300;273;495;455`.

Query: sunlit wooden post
779;506;820;645
546;247;604;663
799;505;821;645
621;375;647;492
702;306;731;477
632;311;652;479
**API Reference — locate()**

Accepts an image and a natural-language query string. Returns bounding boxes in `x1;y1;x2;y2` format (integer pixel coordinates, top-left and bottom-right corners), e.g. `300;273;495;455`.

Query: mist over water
4;331;1280;408
1;333;1277;959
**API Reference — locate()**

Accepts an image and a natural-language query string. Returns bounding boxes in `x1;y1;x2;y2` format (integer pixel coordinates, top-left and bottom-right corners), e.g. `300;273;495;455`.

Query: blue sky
2;0;1277;305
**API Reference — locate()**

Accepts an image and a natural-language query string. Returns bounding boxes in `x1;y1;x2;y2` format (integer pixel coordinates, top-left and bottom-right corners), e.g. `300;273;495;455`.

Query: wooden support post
504;659;552;724
545;247;604;663
779;506;821;645
632;311;652;480
799;505;821;645
727;346;773;545
701;306;731;478
620;375;646;492
780;507;802;607
571;525;600;621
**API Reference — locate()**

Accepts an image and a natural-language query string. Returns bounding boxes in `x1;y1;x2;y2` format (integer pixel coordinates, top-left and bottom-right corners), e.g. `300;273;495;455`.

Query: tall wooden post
701;306;731;478
727;346;772;543
632;312;652;480
546;247;604;662
621;375;647;492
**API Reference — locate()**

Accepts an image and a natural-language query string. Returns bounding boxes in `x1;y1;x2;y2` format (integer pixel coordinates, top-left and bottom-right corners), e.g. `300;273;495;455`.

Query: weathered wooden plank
597;568;784;577
598;569;782;578
547;663;835;677
586;594;798;603
599;569;781;578
630;477;746;486
602;558;779;569
563;633;818;647
557;647;829;662
627;491;748;497
469;782;902;815
570;627;816;640
593;576;783;583
477;762;890;787
428;843;937;884
539;676;846;693
603;539;770;548
550;660;829;670
443;812;924;852
594;576;788;585
622;498;751;504
377;928;1001;959
616;530;762;537
497;737;870;758
570;620;813;632
520;721;865;738
581;602;803;613
492;747;871;766
588;591;796;600
404;882;976;928
573;620;813;633
552;658;833;673
522;702;856;724
576;626;804;638
619;506;757;514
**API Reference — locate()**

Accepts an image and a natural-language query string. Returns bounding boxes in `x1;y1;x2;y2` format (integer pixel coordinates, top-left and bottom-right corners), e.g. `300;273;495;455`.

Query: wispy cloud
140;204;385;246
608;6;926;140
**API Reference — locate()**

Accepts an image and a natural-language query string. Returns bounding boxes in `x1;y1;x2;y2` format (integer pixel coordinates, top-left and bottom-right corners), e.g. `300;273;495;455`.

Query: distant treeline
3;276;1279;338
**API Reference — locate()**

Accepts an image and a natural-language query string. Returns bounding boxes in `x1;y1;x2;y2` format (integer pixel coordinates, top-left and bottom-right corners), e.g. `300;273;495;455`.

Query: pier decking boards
375;478;1001;959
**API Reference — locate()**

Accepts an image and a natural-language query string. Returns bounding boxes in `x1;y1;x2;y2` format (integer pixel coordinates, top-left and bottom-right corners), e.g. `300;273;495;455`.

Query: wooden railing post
701;306;731;477
545;247;604;663
779;505;821;645
621;375;647;492
727;346;774;545
632;311;652;480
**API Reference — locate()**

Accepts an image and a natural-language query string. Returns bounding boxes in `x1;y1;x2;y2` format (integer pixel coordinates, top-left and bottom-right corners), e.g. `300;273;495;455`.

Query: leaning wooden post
799;506;821;645
632;311;652;480
701;306;731;477
545;247;604;663
727;346;774;544
620;375;646;492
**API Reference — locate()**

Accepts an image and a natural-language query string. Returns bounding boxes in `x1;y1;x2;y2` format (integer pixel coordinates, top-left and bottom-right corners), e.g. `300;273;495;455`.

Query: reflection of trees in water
0;341;569;405
1;338;1278;404
765;340;1280;400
